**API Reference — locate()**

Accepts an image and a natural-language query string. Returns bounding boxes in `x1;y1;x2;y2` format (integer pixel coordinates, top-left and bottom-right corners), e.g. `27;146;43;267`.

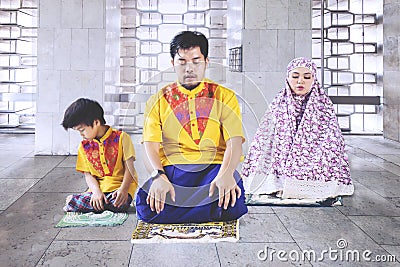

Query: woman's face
287;67;314;96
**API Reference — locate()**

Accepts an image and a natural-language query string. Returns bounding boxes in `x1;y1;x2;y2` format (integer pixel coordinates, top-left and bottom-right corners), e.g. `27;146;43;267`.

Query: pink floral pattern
242;57;353;197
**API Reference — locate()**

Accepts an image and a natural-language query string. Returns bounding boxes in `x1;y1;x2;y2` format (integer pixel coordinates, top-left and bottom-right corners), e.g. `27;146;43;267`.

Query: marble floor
0;134;399;266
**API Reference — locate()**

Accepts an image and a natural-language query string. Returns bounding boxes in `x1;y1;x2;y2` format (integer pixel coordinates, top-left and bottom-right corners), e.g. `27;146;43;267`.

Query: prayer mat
245;194;343;207
55;210;128;228
131;220;239;243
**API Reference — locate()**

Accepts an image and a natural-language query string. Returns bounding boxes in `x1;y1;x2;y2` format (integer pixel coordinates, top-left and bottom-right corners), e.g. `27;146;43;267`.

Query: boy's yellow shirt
76;127;138;197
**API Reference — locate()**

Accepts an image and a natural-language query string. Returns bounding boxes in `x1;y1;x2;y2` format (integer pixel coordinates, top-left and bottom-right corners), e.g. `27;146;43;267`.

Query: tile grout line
214;243;222;267
34;228;62;266
271;207;313;266
344;214;399;256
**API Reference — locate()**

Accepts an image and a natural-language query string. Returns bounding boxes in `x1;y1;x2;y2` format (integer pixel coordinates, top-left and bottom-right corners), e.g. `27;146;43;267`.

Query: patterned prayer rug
131;220;239;243
55;210;128;228
245;194;343;207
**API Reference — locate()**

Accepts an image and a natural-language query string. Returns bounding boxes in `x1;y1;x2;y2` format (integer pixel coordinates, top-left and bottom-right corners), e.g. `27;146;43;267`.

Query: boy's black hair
170;31;208;59
61;98;106;130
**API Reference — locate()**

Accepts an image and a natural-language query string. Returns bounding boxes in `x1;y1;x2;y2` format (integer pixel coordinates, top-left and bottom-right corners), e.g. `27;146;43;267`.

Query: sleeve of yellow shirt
121;132;135;161
121;131;138;180
143;93;163;143
76;142;90;173
220;88;245;143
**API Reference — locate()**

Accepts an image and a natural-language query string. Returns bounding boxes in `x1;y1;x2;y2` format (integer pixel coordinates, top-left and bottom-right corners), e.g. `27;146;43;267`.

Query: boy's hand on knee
90;190;108;211
111;189;129;208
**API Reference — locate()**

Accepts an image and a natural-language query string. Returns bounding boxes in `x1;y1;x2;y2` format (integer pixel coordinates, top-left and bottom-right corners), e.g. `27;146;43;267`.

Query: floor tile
0;150;33;169
357;155;400;176
347;147;400;175
29;167;87;193
345;136;400;155
0;156;66;179
386;198;400;208
273;207;389;266
336;182;400;216
349;216;400;246
0;178;39;210
349;151;400;176
367;161;400;177
130;243;219;267
351;171;400;198
347;147;383;163
58;156;77;168
377;154;400;166
0;192;65;267
246;205;275;214
239;213;293;243
348;155;386;172
37;241;132;266
216;242;312;266
273;207;350;242
0;134;35;151
346;146;373;159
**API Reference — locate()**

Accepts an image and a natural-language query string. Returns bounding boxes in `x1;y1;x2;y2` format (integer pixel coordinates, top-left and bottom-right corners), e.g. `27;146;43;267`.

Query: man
136;31;248;223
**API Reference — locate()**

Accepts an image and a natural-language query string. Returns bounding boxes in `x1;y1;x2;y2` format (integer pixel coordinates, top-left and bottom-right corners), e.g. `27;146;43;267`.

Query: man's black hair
61;98;106;130
170;31;208;59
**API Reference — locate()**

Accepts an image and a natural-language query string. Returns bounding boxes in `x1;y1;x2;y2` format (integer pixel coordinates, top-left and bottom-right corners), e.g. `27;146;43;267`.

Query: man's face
171;46;208;88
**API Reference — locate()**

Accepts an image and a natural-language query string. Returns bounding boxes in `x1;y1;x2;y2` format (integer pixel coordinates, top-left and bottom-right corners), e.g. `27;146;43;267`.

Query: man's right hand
146;175;176;214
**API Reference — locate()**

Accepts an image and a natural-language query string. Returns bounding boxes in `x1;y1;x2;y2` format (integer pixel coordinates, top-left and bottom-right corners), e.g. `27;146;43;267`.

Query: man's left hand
209;174;241;210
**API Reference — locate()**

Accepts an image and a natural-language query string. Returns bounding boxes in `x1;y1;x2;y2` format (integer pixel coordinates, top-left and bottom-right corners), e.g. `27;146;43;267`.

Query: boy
62;98;138;212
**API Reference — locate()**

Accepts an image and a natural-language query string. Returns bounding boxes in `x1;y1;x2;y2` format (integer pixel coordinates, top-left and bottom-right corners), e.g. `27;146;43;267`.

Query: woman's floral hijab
242;57;353;198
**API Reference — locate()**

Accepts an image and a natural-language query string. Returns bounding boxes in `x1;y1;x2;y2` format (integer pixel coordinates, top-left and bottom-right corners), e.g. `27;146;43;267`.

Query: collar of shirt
176;79;208;96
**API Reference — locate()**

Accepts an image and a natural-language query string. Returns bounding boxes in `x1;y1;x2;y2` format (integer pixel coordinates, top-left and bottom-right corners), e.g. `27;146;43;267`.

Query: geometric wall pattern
0;0;37;132
116;0;227;133
312;0;383;134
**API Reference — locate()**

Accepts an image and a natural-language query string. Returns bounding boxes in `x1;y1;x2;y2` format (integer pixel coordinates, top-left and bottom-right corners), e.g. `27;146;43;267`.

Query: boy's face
171;46;208;88
73;120;101;141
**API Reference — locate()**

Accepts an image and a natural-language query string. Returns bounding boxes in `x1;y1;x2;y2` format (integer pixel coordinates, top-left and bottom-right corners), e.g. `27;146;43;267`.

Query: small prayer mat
245;194;342;207
55;210;128;228
131;220;239;243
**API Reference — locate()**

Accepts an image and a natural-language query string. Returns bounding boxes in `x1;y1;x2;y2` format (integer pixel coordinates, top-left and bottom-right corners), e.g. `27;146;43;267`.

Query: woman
241;57;354;205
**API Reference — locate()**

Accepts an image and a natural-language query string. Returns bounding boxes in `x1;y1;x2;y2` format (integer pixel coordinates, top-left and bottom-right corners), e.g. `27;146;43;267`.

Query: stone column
35;0;120;154
383;0;400;141
227;0;312;142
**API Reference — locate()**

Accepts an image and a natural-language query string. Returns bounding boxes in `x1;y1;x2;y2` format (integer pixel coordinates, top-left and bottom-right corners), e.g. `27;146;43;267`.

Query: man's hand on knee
146;175;176;214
